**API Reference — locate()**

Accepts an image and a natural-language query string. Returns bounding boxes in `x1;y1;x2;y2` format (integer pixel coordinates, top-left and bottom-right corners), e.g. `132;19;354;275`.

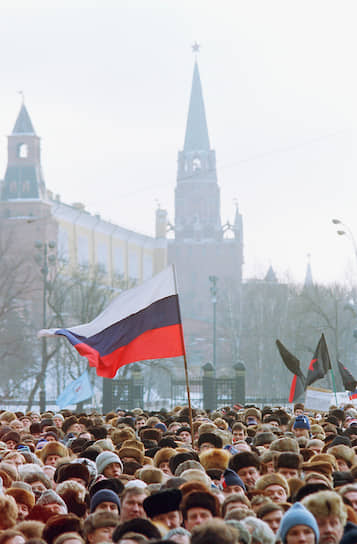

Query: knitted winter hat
221;468;246;492
278;503;319;544
293;415;310;430
90;489;121;513
96;451;123;475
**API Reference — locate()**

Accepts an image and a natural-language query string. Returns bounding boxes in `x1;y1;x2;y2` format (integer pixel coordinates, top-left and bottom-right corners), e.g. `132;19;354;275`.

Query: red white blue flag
39;266;185;378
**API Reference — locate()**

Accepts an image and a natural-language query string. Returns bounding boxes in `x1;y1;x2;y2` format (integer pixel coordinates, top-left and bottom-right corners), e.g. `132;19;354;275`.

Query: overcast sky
1;0;357;285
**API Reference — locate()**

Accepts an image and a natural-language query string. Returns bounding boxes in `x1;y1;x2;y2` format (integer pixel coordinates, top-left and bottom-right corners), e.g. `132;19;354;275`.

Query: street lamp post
35;240;56;413
209;275;218;372
332;218;357;263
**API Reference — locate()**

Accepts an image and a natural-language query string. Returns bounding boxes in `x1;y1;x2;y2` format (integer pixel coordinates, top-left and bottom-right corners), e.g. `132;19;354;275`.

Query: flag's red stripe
74;324;185;378
289;375;297;403
308;358;317;370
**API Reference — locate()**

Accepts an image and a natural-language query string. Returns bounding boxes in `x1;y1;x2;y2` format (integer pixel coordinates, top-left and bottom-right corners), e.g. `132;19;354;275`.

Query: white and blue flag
56;370;93;409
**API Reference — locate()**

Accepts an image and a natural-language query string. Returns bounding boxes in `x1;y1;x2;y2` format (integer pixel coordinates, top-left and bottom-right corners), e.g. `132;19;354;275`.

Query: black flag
305;333;331;388
276;340;306;402
338;361;357;392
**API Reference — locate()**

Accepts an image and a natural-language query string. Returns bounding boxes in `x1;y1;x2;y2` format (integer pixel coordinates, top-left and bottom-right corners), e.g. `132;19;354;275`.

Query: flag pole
172;265;194;445
330;366;338;406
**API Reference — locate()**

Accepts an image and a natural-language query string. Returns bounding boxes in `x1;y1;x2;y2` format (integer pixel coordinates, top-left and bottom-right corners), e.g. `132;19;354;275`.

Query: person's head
229;452;261;491
120;487;149;523
221;468;246;495
339;483;357;512
0;530;25;544
112;518;161;542
232;422;247;444
302;490;347;544
37;490;68;516
53;534;84;544
83;511;120;544
96;452;123;478
242;516;275;544
275;452;302;480
190;518;239;544
181;491;220;532
39;442;68;467
165;527;191;544
143;489;182;530
256;503;284;534
255;473;289;503
293;416;310;439
6;487;35;520
222;493;251;518
90;489;121;514
278;502;319;544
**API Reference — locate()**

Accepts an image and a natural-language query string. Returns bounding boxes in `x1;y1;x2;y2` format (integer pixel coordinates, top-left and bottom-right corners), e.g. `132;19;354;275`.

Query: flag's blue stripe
55;294;180;357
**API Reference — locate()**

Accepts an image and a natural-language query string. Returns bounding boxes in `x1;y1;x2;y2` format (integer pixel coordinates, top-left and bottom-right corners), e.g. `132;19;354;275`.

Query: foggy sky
1;0;357;285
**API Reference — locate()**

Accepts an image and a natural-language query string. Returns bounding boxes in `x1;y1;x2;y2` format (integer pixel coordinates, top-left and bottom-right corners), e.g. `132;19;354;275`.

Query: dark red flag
276;340;306;402
305;333;331;388
338;361;357;392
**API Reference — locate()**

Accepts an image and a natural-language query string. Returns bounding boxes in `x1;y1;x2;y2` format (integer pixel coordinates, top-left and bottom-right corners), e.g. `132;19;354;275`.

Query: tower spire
12;102;35;135
304;254;313;287
183;48;210;152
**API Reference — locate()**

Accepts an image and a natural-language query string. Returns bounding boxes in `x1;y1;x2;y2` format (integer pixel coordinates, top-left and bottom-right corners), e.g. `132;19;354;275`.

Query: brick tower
167;53;243;367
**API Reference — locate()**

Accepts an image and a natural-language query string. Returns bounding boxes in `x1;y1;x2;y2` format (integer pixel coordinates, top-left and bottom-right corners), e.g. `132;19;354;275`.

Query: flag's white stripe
41;266;176;339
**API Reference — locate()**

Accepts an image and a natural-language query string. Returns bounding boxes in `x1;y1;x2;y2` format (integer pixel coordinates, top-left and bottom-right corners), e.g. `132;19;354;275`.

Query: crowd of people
0;402;356;544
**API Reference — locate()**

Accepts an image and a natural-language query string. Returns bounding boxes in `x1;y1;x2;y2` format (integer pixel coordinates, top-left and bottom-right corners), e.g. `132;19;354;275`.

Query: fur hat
54;481;85;515
175;460;204;477
136;467;164;485
96;451;123;475
229;451;261;473
56;463;90;485
169;452;198;475
89;477;124;498
311;453;337;470
328;445;357;467
275;452;302;471
270;437;299;453
118;446;144;465
302;490;347;526
83;511;120;536
16;520;46;539
111;428;135;446
255;473;289;496
139;428;162;442
37;490;68;511
153;447;176;468
197;433;223;449
253;432;276;447
121;439;145;452
0;494;18;529
42;513;82;544
278;502;319;544
180;490;220;518
2;431;21;444
90;489;120;514
199;448;230;471
0;461;19;480
245;407;261;421
143;488;182;518
39;441;68;463
6;487;35;509
302;460;334;479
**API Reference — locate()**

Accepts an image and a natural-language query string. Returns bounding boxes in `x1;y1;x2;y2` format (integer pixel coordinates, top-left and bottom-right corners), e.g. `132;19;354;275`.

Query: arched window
17;143;28;158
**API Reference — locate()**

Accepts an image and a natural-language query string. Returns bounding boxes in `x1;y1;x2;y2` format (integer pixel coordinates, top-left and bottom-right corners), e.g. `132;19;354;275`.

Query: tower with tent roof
164;48;244;357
